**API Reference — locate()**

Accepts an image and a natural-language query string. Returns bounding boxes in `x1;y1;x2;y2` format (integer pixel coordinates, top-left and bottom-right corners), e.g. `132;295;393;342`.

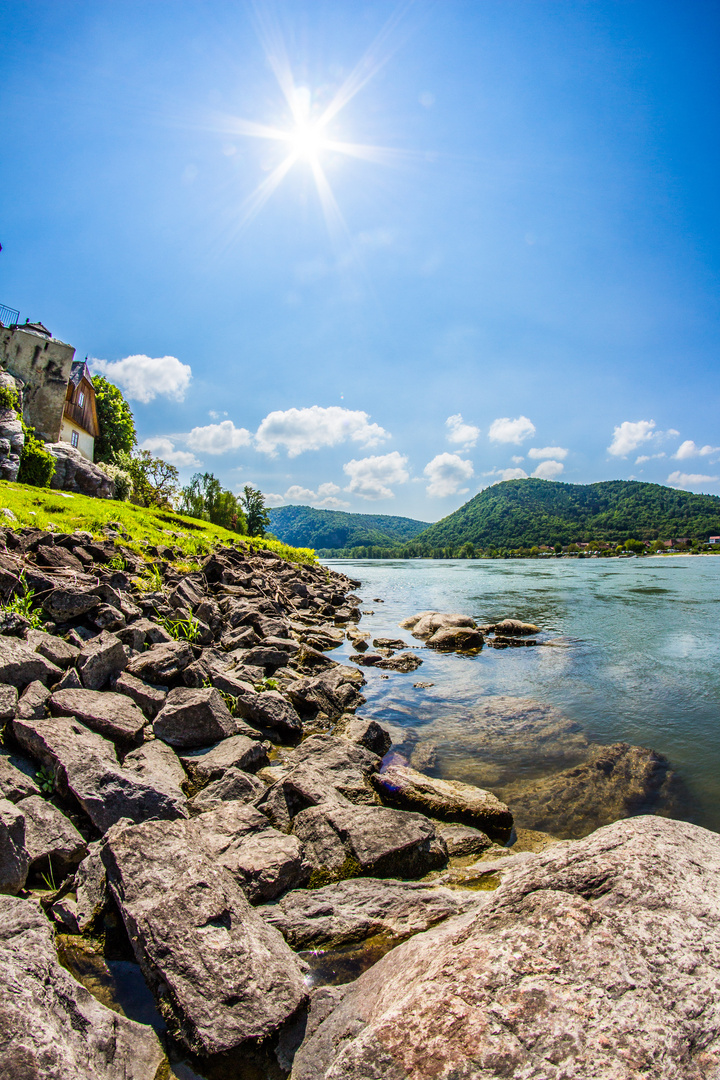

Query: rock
293;800;448;882
112;670;167;718
76;630;128;690
0;683;18;721
234;687;304;737
188;768;266;814
499;741;686;838
334;714;392;757
0;398;23;481
52;840;108;933
49;688;146;743
426;626;484;651
436;822;493;858
375;652;424;672
126;639;195;684
102;815;308;1055
12;714;187;832
27;628;80;669
90;603;126;631
53;665;82;690
373;764;513;841
291;734;381;804
0;637;62;687
401;611;477;639
180;733;268;784
34;544;86;572
16;679;51;719
117;617;172;650
41;587;101;622
490;617;540;635
17;793;87;879
372;638;407;649
122;739;187;816
46;441;116;499
0;749;40;801
153;685;236;748
0;894;165;1077
292;815;720;1080
0;798;29;893
259;877;476;950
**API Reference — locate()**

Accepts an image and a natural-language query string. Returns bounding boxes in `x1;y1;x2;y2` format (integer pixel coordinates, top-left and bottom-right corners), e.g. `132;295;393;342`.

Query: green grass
0;480;317;567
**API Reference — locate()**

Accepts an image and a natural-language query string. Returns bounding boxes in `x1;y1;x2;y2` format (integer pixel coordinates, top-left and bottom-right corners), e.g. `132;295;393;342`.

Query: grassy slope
416;479;720;548
268;504;430;550
0;481;316;566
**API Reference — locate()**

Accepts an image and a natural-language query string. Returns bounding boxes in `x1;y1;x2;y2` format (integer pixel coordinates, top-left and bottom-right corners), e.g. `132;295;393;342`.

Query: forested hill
417;479;720;549
268;505;430;550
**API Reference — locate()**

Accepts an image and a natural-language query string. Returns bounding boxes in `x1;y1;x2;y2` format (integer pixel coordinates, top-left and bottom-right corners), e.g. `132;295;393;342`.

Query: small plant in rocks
2;573;43;629
255;677;280;692
160;615;201;644
35;765;55;795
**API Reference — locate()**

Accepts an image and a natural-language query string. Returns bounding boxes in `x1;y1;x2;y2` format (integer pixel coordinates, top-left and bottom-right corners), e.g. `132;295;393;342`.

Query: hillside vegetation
0;481;316;566
268;504;429;551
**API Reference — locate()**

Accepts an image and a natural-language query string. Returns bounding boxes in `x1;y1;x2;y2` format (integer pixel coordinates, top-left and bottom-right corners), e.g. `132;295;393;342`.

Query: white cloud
343;452;410;500
255;406;389;457
532;459;564;480
494;467;528;482
635;452;666;464
264;492;286;508
667;470;719;489
607;420;657;457
139;436;199;469
186;420;252;455
511;455;524;464
488;416;536;445
91;354;192;404
423;453;474;497
528;445;568;460
445;414;480;449
674;440;720;460
275;482;350;509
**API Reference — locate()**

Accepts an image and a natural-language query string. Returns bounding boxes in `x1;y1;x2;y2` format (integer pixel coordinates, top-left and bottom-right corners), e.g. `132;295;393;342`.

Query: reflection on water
326;556;720;832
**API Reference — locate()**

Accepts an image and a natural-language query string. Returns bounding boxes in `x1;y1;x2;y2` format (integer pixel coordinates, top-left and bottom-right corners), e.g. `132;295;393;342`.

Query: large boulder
234;687;304;738
400;611;477;639
0;798;29;893
0;637;62;688
41;587;100;623
17;793;87;880
46;442;115;499
102;815;308;1055
49;687;145;743
291;815;720;1080
76;630;128;690
373;764;513;841
425;626;484;651
290;735;381;804
188;768;266;814
153;686;237;748
0;392;24;482
126;639;195;685
0;894;165;1078
179;733;268;784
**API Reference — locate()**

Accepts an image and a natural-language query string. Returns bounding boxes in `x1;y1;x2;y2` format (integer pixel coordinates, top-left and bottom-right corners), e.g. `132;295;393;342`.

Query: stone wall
0;326;76;443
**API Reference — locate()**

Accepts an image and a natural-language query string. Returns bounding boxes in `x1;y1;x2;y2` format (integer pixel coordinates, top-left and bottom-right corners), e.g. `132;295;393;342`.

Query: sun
287;120;326;163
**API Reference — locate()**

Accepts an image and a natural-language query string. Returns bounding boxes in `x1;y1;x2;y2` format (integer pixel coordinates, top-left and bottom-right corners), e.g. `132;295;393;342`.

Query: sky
1;0;719;522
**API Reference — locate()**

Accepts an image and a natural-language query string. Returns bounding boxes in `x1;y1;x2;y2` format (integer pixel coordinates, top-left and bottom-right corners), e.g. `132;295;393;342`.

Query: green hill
416;479;720;550
268;505;430;551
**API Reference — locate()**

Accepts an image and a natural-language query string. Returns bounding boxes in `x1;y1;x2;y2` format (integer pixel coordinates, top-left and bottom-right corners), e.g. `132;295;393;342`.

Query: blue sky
1;0;719;520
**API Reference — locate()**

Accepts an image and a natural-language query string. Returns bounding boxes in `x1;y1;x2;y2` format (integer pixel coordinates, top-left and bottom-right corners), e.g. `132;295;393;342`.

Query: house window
78;391;85;407
71;431;79;448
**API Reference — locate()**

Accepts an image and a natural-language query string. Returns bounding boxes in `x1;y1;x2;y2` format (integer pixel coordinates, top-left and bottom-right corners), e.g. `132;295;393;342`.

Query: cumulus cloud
343;452;409;500
255;406;389;457
674;440;720;460
488;416;536;445
494;467;528;481
269;482;350;509
445;414;480;449
667;470;719;489
92;355;192;404
635;452;666;464
423;453;474;497
186;420;252;455
532;459;564;480
139;436;199;469
607;420;657;457
528;446;568;460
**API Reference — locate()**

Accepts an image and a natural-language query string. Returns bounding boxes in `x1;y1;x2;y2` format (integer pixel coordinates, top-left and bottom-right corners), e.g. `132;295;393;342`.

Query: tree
111;449;179;508
93;376;137;464
241;485;270;538
178;472;247;532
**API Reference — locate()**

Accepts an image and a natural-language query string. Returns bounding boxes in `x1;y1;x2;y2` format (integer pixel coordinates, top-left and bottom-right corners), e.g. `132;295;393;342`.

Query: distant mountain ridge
267;504;430;551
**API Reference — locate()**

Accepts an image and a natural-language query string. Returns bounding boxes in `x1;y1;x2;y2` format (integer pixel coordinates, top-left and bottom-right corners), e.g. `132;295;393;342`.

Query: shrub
0;386;19;410
17;424;56;488
101;462;133;501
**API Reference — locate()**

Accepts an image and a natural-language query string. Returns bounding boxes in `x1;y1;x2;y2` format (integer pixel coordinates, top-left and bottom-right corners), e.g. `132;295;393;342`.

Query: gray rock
426;626;484;651
291;734;381;804
0;637;62;688
41;587;101;622
335;715;393;756
153;685;236;748
112;670;167;718
490;617;540;635
126;639;195;684
260;877;475;950
27;628;80;668
53;665;82;690
0;895;165;1078
0;798;28;893
241;646;290;671
122;738;188;816
400;611;477;639
188;767;266;813
437;822;493;857
90;603;126;631
373;764;513;841
375;652;424;672
76;630;128;690
293;799;448;882
0;749;40;801
180;733;268;784
117;617;172;651
46;441;116;498
102;815;308;1055
12;714;187;832
16;678;51;719
0;683;18;721
52;840;108;933
292;815;720;1080
256;763;337;832
235;687;304;737
17;793;87;879
49;687;146;743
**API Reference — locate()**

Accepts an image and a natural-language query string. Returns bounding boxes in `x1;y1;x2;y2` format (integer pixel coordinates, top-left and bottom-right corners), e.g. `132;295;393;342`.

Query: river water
326;555;720;834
